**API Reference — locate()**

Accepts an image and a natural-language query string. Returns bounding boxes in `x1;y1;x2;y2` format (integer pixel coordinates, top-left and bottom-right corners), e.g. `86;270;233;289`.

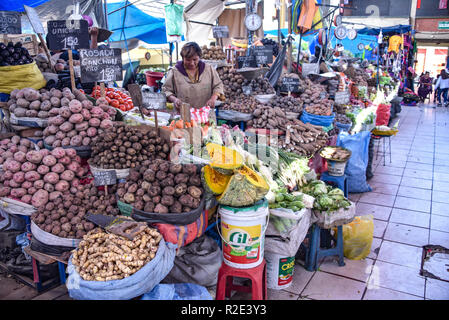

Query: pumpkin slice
204;143;243;175
201;165;231;196
217;165;269;207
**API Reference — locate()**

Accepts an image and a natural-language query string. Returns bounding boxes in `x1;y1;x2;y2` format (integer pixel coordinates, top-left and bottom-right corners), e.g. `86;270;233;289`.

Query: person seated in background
418;71;433;103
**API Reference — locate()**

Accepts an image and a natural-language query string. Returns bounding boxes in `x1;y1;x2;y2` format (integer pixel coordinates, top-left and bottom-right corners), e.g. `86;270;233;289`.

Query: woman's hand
172;97;183;109
206;94;217;107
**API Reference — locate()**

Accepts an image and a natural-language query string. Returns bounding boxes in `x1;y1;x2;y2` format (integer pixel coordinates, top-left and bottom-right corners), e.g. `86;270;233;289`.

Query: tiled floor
268;103;449;300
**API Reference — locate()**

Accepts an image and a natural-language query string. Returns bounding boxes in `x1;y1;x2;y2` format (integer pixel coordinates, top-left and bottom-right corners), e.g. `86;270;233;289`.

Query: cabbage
312;182;328;196
318;195;334;208
328;188;344;197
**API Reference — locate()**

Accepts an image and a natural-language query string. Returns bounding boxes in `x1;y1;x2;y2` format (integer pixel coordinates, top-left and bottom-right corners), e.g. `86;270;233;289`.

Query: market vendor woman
162;42;224;109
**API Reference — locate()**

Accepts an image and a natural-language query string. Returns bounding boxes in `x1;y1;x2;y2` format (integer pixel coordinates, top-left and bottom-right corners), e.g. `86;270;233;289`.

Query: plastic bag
164;4;184;36
0;61;46;94
340;215;374;260
300;110;335;127
141;283;212;300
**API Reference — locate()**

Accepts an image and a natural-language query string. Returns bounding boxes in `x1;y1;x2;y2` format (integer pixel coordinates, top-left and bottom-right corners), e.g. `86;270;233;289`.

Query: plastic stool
216;260;267;300
305;224;345;271
320;172;348;198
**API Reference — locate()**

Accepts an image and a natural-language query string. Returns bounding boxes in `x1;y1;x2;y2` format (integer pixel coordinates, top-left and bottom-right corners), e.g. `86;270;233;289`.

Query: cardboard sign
93;170;117;186
142;92;166;110
212;26;229;38
281;77;300;92
23;5;45;34
253;45;273;65
47;19;90;50
0;11;21;34
79;48;123;83
237;55;257;69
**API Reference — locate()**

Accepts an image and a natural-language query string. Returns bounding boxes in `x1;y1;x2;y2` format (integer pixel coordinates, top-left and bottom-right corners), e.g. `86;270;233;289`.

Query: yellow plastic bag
340;215;374;260
0;61;46;94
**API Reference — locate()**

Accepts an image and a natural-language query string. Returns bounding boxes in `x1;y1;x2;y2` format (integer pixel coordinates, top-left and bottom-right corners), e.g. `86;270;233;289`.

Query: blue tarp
107;1;167;45
356;25;412;36
0;0;50;11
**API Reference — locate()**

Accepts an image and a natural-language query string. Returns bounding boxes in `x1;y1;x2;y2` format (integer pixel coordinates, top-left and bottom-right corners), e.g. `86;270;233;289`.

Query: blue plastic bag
66;238;177;300
337;131;372;193
335;121;352;132
141;283;212;300
300;110;335;127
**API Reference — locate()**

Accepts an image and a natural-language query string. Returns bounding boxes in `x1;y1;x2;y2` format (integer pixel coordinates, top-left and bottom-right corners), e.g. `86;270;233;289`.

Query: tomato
105;96;112;104
110;100;120;108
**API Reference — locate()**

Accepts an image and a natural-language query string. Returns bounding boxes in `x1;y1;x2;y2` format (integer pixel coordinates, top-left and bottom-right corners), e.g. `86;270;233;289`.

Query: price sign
47;20;89;50
281;77;300;93
79;48;123;83
253;45;273;65
212;26;229;38
0;11;21;34
93;170;117;186
237;55;257;69
142;92;166;109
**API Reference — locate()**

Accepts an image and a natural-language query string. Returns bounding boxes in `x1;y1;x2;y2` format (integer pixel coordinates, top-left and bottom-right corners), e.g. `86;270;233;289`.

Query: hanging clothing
388;35;403;53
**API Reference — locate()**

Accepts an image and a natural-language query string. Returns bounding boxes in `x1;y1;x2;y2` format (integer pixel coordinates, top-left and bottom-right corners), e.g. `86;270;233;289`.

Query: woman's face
183;54;200;71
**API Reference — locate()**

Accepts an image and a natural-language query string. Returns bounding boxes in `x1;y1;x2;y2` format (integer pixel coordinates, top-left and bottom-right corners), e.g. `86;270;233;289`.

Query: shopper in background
435;69;449;107
418;71;433;103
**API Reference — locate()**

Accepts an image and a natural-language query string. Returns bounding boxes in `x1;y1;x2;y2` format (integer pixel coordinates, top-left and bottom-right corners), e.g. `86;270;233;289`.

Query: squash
204;143;243;175
217;165;269;207
201;165;231;196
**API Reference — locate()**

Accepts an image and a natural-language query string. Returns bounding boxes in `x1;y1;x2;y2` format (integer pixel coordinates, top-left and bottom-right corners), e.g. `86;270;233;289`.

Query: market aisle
267;103;449;300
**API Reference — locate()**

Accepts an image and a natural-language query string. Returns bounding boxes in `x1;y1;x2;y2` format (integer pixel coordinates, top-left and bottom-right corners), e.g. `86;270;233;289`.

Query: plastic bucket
145;71;164;87
218;199;269;269
265;251;295;290
326;159;348;176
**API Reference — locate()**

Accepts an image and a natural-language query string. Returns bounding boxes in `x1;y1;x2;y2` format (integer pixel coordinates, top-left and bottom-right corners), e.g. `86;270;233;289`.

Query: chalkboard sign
253;45;273;65
143;92;166;110
237;55;257;69
213;26;229;38
0;11;21;34
47;20;90;50
79;48;123;83
281;77;300;93
93;170;117;186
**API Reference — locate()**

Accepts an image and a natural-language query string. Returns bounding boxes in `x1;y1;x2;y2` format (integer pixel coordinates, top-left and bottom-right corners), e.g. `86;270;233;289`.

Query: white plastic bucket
218;199;269;269
326;159;348;176
265;251;295;290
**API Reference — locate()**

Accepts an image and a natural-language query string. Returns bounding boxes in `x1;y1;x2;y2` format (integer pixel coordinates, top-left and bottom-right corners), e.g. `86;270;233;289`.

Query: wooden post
105;185;108;196
68;50;76;91
287;0;292;73
153;109;159;130
100;82;106;98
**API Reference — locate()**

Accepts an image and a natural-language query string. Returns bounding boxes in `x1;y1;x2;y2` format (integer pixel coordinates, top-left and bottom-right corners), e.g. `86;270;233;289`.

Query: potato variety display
298;79;328;105
279;120;329;157
335;113;352;124
71;226;162;281
90;123;170;169
247;104;289;130
305;99;333;116
220;95;262;114
269;95;303;113
8;87;59;119
242;76;275;95
217;67;245;100
0;136;37;165
118;160;203;214
201;45;226;60
0;42;33;66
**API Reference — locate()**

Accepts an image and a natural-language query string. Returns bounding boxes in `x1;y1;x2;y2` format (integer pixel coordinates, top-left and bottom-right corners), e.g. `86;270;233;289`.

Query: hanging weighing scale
318;28;327;46
347;28;357;40
244;12;262;32
334;25;347;40
334;14;342;27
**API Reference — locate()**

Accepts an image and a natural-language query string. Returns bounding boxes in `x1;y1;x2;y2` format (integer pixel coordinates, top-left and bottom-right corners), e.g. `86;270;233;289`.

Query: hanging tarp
107;1;167;45
356;25;412;36
184;0;224;45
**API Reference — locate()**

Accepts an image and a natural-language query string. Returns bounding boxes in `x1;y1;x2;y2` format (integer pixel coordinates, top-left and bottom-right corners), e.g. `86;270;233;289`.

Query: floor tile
394;196;431;213
431;202;449;217
397;186;432;201
266;289;299;300
433;165;449;174
432;180;449;192
377;240;423;270
358;192;396;207
425;278;449;300
405;162;433;172
367;238;382;260
389;208;431;228
282;265;315;295
430;215;449;233
407;156;434;165
433;172;449;182
431;191;449;204
374;220;388;238
374;166;404;176
301;271;366;300
402;168;434;180
428;230;449;248
319;257;374;282
363;287;423;300
348;193;362;202
369;260;425;297
370;174;402;185
368;182;399;196
356;203;392;221
384;223;430;247
400;177;433;190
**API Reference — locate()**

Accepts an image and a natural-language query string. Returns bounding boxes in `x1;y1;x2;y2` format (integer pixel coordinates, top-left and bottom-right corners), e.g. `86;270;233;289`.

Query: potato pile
305;100;333;116
201;45;226;60
34;53;68;73
269;95;303;113
7;87;56;119
298;78;328;105
90;123;170;170
242;76;275;95
0;147;87;206
217;67;245;100
43;92;115;148
247;105;289;130
279;119;329;157
344;66;369;87
335;113;351;124
118;160;203;214
0;136;37;165
220;95;263;114
71;226;162;281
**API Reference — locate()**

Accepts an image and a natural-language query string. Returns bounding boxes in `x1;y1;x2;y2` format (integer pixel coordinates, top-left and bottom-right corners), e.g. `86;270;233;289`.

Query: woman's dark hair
180;42;202;59
442;69;449;80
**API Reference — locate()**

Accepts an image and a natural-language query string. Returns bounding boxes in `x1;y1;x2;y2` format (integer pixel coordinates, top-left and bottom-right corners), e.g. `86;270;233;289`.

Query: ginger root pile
71;226;162;281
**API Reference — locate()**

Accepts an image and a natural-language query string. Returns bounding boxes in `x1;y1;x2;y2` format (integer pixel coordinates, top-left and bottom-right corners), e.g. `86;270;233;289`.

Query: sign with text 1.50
79;48;123;83
47;20;89;51
0;11;21;34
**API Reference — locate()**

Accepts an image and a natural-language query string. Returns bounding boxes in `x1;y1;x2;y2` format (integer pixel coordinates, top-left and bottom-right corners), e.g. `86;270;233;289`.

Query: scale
347;28;357;40
244;12;262;32
334;14;342;27
334;25;347;40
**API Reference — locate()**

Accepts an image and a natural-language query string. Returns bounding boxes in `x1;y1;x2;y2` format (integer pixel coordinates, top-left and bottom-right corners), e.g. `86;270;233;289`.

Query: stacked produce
305;100;334;116
335;113;352;124
117;160;203;213
0;42;34;66
43;91;116;148
301;180;351;212
298;79;328;105
327;122;340;137
217;67;245;99
90;86;134;112
71;226;162;281
90;123;170;170
344;66;369;87
35;53;68;73
269;95;303;114
0;147;87;206
269;188;305;211
247;105;289;130
0;136;38;165
278;120;328;157
7;87;58;120
220;95;262;114
201;45;226;60
242;76;275;95
320;146;351;162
